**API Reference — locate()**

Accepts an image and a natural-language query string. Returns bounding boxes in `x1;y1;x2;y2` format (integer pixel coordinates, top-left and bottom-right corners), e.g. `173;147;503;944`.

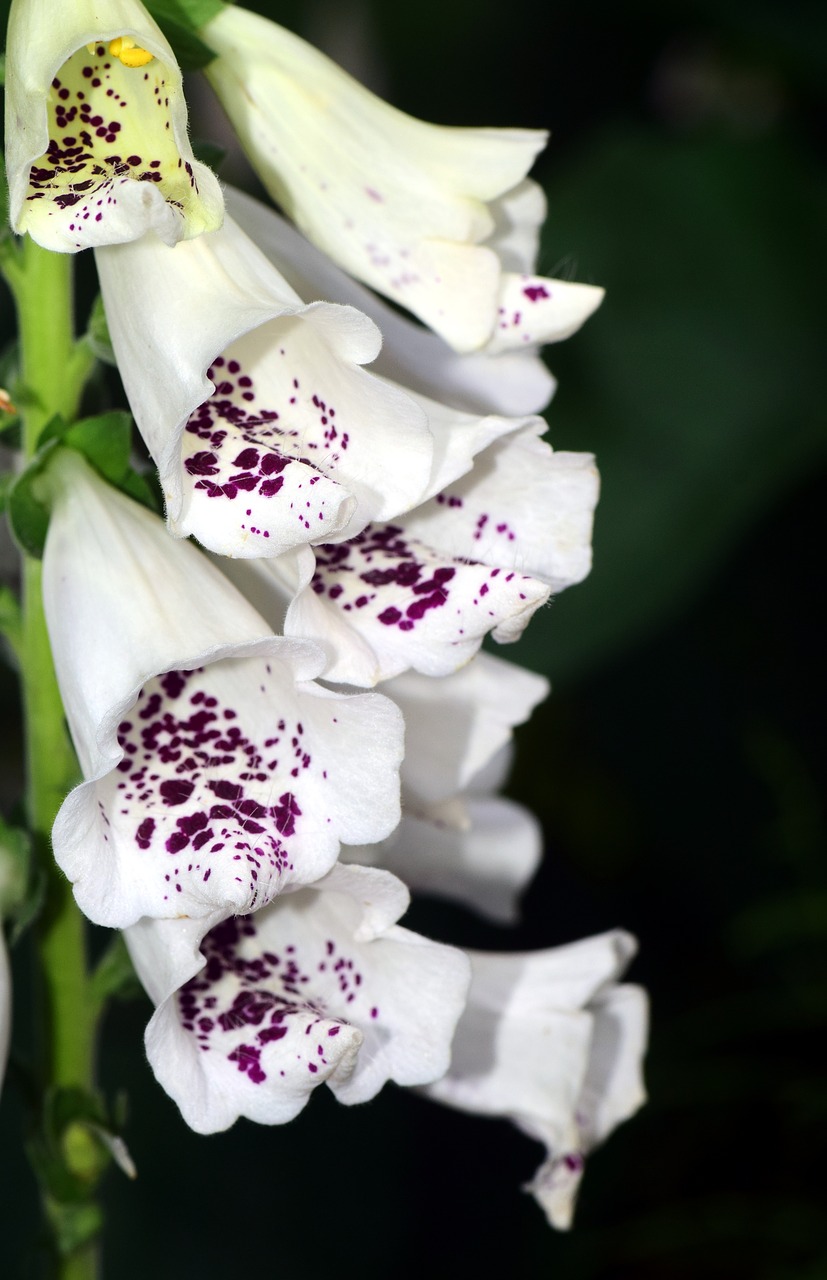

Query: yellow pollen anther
109;36;154;68
0;387;17;415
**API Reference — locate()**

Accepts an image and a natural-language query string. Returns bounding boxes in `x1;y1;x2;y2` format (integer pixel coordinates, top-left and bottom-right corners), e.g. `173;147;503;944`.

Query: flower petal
487;273;605;354
423;931;648;1229
288;522;551;684
45;457;404;926
345;795;542;925
270;431;596;683
125;863;471;1132
486;179;547;273
403;428;599;592
203;6;547;350
386;655;549;814
226;186;556;417
4;0;223;249
95;216;433;557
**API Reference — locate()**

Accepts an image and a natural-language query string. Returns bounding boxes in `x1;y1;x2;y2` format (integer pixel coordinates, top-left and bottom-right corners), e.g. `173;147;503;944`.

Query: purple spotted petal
203;5;546;352
43;458;404;929
126;864;471;1132
487;273;604;354
54;658;404;928
403;429;599;592
95;217;433;558
285;521;550;684
179;349;356;556
5;1;222;249
226;186;557;417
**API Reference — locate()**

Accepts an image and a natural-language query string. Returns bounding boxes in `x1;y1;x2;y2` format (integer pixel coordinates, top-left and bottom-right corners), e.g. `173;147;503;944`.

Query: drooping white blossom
424;931;648;1227
202;7;603;352
344;653;548;923
226;186;557;418
124;862;471;1133
4;0;223;250
94;215;434;558
223;428;598;687
44;454;404;928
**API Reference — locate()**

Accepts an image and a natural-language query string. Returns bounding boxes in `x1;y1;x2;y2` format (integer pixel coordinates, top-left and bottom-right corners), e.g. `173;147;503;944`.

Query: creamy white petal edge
343;656;547;921
226;186;556;418
44;456;404;927
423;931;648;1228
203;6;546;352
222;429;596;687
124;863;472;1133
94;216;433;557
4;0;223;249
345;797;543;926
387;656;549;815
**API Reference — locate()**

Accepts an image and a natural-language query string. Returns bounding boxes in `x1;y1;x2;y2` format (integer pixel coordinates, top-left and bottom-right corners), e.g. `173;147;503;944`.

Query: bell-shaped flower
202;7;603;352
226;186;557;418
124;862;471;1133
344;653;548;924
423;931;649;1228
44;455;404;929
3;0;223;250
224;426;598;686
94;215;434;558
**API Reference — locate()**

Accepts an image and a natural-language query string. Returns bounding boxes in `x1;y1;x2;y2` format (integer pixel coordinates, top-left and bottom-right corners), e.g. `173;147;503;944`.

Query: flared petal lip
72;632;327;789
5;1;214;238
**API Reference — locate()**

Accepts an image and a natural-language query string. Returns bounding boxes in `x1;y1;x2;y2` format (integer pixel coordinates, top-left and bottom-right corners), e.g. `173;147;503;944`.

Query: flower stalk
6;238;99;1280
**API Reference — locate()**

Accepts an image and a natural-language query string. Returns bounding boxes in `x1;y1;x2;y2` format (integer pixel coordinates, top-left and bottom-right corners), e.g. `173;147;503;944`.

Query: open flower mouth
25;39;197;246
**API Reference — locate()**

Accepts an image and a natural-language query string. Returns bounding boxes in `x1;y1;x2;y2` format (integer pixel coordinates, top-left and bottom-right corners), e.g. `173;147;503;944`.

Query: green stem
12;240;99;1280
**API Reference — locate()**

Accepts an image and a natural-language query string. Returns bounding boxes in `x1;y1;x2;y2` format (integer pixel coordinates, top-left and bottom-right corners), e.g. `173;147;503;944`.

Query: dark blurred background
2;0;825;1275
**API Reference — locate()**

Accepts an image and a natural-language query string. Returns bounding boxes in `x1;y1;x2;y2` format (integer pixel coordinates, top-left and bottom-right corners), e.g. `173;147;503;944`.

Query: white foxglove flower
4;0;223;250
202;7;603;352
95;216;433;558
124;863;471;1133
227;186;556;418
344;654;548;924
424;931;648;1228
44;456;404;928
228;428;598;686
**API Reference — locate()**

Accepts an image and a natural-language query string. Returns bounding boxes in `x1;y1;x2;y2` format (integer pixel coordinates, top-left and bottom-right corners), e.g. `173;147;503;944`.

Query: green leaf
9;410;159;556
146;0;225;32
65;411;134;483
143;1;221;70
0;811;30;917
90;934;145;1007
0;808;44;944
0;340;22;441
84;295;116;367
46;1200;104;1257
191;138;227;172
6;436;60;558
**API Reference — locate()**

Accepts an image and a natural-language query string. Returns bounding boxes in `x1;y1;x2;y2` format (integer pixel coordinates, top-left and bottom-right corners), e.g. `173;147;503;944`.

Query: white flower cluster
3;0;647;1226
